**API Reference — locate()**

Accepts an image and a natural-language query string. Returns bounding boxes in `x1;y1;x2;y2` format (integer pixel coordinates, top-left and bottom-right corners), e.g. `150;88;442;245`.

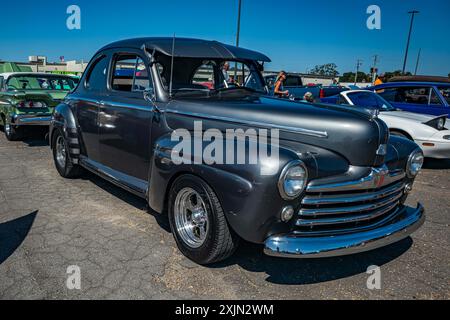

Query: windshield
155;58;266;98
6;75;79;91
346;91;396;111
438;86;450;104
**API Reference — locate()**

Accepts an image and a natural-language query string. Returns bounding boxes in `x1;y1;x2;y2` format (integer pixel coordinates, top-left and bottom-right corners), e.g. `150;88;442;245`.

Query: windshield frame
345;90;397;112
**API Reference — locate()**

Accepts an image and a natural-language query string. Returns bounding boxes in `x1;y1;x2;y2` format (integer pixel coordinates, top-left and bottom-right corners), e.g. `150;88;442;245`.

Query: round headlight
437;117;445;130
278;160;308;200
407;150;424;178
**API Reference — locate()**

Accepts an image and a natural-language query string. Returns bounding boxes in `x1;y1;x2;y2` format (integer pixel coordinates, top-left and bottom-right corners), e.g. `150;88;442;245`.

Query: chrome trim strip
264;203;425;258
79;156;148;198
165;109;328;138
306;166;405;192
298;191;403;217
14;115;52;126
296;200;400;226
301;182;405;206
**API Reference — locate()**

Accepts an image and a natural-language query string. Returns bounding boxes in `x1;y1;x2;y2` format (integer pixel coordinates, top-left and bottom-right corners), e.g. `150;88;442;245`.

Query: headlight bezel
424;116;446;131
406;149;424;178
278;160;308;200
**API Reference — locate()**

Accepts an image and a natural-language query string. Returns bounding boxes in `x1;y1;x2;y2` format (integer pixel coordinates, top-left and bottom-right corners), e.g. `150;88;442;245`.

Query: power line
354;59;363;84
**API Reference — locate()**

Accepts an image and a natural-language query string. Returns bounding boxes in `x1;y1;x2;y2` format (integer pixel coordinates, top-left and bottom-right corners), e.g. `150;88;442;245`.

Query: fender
50;102;80;164
148;133;318;243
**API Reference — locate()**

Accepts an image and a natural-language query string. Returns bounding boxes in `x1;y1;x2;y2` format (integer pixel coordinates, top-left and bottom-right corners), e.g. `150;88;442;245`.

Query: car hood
165;95;388;167
381;110;439;123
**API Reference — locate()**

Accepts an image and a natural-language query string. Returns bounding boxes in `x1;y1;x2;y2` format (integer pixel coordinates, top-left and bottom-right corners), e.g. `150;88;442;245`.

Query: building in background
0;56;87;75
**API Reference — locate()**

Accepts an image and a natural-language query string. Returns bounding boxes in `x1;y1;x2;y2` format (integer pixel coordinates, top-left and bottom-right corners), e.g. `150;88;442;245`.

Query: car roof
98;37;271;62
373;82;450;88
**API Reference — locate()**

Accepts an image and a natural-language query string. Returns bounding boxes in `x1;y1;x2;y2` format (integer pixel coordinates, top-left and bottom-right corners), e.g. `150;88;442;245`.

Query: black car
50;37;425;264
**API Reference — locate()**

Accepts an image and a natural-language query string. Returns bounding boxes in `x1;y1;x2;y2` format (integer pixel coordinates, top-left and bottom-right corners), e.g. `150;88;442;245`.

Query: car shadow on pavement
0;211;38;265
211;237;412;285
423;158;450;170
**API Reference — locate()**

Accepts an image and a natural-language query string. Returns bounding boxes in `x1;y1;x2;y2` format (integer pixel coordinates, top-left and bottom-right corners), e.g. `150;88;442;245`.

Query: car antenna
169;33;176;99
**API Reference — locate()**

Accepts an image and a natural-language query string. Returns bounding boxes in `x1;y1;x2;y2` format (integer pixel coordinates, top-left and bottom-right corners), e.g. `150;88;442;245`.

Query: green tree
340;71;371;83
310;63;339;76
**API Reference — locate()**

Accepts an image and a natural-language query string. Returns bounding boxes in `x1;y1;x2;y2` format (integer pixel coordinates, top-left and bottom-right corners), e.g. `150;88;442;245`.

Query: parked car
322;90;450;159
0;72;79;140
370;81;450;117
50;37;425;264
264;74;347;100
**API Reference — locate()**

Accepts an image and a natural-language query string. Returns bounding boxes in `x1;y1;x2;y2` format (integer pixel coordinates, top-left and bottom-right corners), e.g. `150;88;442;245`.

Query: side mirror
143;88;156;103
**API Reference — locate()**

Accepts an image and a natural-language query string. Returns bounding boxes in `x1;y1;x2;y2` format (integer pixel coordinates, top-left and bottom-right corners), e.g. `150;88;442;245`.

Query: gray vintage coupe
50;37;425;264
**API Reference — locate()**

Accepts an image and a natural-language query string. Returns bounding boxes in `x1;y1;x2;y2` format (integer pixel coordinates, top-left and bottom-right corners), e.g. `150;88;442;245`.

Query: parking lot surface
0;132;449;300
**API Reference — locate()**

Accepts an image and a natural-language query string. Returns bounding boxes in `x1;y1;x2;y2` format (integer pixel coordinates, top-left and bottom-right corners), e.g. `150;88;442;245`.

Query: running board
79;156;148;199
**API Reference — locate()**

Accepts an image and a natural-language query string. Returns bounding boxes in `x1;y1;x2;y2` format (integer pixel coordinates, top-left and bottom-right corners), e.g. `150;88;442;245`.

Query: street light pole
402;10;419;75
414;48;421;75
354;59;362;85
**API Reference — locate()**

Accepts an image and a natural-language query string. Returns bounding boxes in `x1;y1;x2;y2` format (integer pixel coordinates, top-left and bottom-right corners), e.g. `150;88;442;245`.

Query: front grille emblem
373;165;389;188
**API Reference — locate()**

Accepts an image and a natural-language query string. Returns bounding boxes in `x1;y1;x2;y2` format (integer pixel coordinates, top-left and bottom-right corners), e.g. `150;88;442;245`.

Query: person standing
274;71;289;98
374;73;385;86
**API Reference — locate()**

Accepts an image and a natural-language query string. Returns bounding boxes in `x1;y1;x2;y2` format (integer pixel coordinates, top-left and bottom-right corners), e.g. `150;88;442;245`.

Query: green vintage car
0;72;79;140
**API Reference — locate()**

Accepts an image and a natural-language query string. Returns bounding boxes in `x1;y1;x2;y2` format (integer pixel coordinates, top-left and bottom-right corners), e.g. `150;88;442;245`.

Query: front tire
168;175;239;265
52;128;82;178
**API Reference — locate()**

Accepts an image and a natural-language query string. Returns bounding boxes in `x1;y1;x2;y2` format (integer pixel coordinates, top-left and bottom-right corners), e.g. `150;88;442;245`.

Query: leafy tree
384;70;412;81
310;63;339;76
340;71;371;83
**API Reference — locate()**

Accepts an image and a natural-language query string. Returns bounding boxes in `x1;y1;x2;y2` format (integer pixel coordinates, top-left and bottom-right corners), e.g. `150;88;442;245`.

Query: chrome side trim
306;166;405;192
12;115;52;126
165;109;328;138
264;203;425;258
301;181;405;205
79;156;148;198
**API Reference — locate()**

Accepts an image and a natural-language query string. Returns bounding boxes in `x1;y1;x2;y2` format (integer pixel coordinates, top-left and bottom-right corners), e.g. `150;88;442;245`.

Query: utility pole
402;10;419;74
371;55;379;84
354;59;362;85
414;48;421;75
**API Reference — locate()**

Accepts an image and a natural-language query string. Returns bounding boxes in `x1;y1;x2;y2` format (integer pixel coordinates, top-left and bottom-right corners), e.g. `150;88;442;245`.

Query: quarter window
111;55;151;92
86;56;108;91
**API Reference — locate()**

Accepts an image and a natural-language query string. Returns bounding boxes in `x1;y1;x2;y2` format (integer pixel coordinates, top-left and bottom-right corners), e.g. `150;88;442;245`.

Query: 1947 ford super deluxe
50;38;425;264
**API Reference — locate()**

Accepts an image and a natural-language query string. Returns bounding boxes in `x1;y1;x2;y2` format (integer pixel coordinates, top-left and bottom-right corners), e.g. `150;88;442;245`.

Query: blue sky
1;0;449;75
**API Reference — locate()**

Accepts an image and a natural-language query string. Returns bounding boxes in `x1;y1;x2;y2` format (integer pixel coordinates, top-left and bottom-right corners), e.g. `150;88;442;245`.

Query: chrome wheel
4;123;11;136
55;135;67;168
174;187;209;248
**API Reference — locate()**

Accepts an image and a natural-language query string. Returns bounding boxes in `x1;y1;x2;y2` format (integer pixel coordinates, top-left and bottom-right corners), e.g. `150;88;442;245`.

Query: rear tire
168;174;239;265
3;117;22;141
52;128;82;178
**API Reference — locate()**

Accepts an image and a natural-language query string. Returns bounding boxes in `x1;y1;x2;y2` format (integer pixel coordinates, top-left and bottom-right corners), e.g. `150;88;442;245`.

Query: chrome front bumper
264;203;425;258
11;114;52;126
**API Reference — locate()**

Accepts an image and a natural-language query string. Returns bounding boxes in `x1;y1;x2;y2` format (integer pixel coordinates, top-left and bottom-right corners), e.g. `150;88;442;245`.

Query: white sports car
329;90;450;159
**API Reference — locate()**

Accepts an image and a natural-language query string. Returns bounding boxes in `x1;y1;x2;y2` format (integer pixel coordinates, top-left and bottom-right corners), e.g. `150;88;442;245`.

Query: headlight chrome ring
278;160;308;200
406;149;424;178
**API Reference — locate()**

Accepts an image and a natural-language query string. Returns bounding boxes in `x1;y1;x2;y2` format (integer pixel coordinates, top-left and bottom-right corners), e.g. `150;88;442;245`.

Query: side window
86;56;108;91
285;76;301;86
378;88;398;102
402;87;430;104
430;89;443;105
111;54;151;92
192;62;215;89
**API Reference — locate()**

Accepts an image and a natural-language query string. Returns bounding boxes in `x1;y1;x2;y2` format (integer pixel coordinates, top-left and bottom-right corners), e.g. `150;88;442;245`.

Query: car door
74;54;110;162
380;86;442;116
98;51;154;183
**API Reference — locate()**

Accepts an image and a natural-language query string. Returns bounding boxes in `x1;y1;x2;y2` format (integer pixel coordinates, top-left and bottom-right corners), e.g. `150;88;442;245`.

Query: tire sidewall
168;175;222;264
52;129;70;177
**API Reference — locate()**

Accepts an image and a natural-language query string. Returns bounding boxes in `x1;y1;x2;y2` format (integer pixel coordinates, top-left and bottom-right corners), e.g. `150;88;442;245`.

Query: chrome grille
297;167;407;231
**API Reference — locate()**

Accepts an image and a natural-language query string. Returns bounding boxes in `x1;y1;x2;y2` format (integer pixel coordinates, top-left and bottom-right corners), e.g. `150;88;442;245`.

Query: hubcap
55;135;67;168
5;123;11;136
174;187;209;248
